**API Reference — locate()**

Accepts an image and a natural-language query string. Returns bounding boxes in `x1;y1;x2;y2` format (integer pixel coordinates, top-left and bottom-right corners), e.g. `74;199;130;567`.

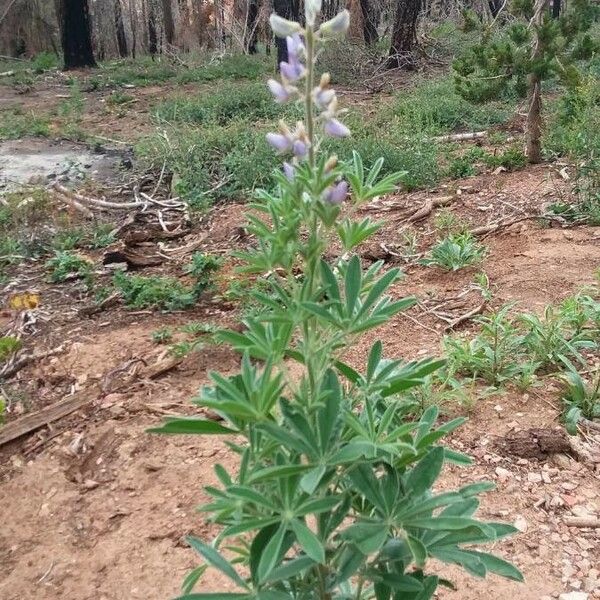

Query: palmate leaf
405;447;445;496
290;519;325;563
265;555;316;583
257;523;286;582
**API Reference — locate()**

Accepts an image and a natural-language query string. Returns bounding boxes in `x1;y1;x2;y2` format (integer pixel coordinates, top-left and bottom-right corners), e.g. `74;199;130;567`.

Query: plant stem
304;26;316;169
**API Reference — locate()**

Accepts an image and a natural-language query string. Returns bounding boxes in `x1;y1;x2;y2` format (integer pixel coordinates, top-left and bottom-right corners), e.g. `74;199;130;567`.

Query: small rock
83;479;99;490
495;466;513;481
528;472;543;483
562;482;578;491
558;593;588;600
514;515;528;532
583;578;599;593
39;503;50;517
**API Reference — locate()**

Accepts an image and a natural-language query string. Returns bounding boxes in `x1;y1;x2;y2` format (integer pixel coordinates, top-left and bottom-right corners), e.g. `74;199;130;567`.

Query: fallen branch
52;183;142;210
0;70;15;77
563;516;600;528
78;292;120;317
52;189;94;217
0;385;100;447
435;131;487;143
0;344;66;380
581;418;600;433
444;301;486;331
404;195;457;224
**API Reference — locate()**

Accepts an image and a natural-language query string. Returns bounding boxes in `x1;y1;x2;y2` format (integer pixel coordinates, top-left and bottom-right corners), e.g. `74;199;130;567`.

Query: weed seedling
560;362;600;434
152;328;174;344
423;231;486;271
47;251;93;284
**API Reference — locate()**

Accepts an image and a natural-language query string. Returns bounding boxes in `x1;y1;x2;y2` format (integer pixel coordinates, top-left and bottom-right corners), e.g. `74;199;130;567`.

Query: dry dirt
0;77;599;600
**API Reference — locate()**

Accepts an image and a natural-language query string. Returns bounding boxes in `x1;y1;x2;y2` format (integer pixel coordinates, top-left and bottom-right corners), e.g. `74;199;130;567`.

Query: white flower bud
318;10;350;39
269;14;302;38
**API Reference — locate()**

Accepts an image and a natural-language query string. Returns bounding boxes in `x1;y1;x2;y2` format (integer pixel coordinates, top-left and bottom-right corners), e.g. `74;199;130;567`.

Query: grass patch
154;82;290;125
0;107;50;140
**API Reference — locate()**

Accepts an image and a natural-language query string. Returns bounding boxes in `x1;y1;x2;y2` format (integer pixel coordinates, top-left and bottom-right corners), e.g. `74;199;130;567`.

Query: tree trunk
359;0;379;45
526;0;547;164
114;0;128;57
488;0;503;18
386;0;421;69
129;0;137;58
148;1;158;56
273;0;298;66
162;0;175;46
552;0;561;18
60;0;96;69
245;0;259;54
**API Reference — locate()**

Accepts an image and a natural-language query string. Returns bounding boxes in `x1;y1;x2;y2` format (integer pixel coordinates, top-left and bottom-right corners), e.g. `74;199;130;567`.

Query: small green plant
87;223;117;249
58;82;84;119
433;208;468;236
46;251;93;283
0;395;5;424
32;51;58;73
184;252;222;291
114;272;196;310
0;108;50;140
106;91;135;106
519;305;596;370
560;361;600;434
0;336;22;361
446;155;476;179
151;327;173;344
445;304;529;387
423;232;486;271
52;228;85;251
481;147;527;171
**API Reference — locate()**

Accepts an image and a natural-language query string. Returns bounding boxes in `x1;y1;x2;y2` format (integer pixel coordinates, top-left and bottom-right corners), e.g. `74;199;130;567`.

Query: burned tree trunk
359;0;379;45
114;0;128;57
273;0;299;66
60;0;96;69
245;0;259;54
386;0;421;69
148;1;158;56
162;0;175;46
552;0;561;18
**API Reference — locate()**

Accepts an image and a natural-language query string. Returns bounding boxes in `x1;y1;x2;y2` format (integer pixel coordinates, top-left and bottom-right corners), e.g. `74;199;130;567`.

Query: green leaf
406;534;427;567
462;550;524;582
406;447;445;496
227;485;276;510
257;523;286;583
415;576;439;600
248;463;315;484
265;556;316;583
342;522;389;555
290;519;325;563
187;537;248;590
176;594;249;600
345;256;362;315
148;418;237;435
300;465;326;495
181;565;207;594
410;517;494;536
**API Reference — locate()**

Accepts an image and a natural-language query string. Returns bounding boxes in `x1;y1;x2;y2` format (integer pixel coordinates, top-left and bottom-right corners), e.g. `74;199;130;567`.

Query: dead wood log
103;249;163;269
0;344;66;379
78;292;120;317
563;516;600;528
494;427;573;459
435;131;487;143
405;195;456;224
0;385;100;447
52;183;142;209
444;302;486;331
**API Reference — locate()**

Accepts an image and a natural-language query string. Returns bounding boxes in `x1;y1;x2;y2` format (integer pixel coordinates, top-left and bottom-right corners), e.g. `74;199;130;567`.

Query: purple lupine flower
266;132;292;153
314;87;336;110
283;162;295;180
268;79;291;103
324;118;350;138
286;34;305;60
280;60;305;82
323;180;348;205
293;139;309;159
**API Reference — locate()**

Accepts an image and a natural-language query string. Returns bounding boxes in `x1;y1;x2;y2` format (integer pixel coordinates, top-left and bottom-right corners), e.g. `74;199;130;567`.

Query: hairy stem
304;26;316;169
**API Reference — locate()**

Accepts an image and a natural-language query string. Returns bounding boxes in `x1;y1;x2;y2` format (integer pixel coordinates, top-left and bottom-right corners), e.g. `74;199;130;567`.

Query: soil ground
0;72;599;600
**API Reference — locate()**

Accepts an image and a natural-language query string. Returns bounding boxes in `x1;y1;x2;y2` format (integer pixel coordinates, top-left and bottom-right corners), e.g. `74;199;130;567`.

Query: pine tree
453;0;598;163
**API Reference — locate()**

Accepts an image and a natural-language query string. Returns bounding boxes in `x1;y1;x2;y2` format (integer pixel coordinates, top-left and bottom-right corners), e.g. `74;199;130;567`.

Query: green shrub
560;362;600;434
176;54;269;84
113;271;197;310
446;155;477;178
481;146;527;171
184;252;222;290
32;52;58;73
46;251;93;283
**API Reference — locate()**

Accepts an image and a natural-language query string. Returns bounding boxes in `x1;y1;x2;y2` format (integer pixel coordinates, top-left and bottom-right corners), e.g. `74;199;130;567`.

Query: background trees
59;0;96;69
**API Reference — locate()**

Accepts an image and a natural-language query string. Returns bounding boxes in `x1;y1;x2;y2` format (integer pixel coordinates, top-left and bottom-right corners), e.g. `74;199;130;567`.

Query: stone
495;466;513;481
528;472;543;483
514;515;528;532
558;593;588;600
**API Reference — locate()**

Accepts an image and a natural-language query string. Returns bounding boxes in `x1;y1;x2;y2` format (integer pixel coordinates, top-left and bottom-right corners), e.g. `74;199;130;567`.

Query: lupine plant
153;4;523;598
